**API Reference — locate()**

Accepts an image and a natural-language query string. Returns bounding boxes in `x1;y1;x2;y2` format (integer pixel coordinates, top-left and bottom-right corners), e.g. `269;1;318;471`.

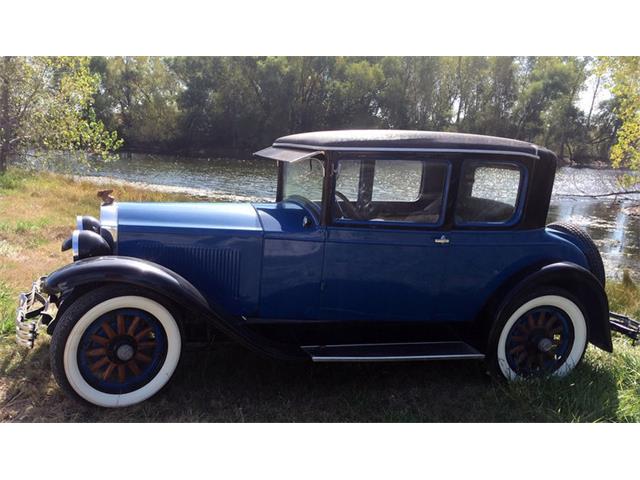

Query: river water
26;152;640;279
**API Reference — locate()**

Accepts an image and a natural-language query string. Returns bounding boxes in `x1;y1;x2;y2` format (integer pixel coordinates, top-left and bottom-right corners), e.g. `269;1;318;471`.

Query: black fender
480;261;612;352
43;256;306;361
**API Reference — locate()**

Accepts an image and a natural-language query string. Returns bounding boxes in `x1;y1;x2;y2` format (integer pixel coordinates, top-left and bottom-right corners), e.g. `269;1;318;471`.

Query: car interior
333;160;448;224
454;164;521;224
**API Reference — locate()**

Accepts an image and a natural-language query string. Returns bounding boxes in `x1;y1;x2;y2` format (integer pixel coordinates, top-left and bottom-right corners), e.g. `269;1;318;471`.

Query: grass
1;168;639;422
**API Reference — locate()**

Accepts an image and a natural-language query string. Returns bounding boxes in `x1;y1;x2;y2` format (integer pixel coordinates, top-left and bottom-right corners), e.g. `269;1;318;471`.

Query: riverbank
69;173;267;202
1;169;639;422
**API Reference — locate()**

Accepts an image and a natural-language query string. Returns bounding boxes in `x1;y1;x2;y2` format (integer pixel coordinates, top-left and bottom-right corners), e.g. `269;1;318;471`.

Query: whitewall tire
494;293;588;380
50;287;182;407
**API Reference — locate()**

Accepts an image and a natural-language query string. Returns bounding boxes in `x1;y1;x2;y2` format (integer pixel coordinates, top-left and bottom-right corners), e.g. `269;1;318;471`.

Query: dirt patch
0;240;24;260
48;225;73;241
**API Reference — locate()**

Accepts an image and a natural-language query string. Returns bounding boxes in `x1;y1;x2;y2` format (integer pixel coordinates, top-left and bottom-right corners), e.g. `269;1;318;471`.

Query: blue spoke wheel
495;292;588;380
51;286;182;408
77;308;168;395
504;307;574;376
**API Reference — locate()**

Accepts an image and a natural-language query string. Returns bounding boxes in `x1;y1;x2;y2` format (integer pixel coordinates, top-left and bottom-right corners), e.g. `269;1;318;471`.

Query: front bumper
15;277;55;348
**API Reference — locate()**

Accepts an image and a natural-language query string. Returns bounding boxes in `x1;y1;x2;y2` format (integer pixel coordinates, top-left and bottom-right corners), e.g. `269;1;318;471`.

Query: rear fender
44;256;305;360
478;261;612;352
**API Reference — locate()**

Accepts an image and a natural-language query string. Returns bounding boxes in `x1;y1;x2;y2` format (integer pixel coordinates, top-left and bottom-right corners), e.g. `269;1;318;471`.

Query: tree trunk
0;145;7;174
586;75;600;130
0;57;11;174
455;57;464;126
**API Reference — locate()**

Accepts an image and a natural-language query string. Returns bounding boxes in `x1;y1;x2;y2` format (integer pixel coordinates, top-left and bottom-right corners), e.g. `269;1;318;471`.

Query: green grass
1;334;638;422
0;168;639;422
0;169;26;191
608;270;640;319
0;282;14;337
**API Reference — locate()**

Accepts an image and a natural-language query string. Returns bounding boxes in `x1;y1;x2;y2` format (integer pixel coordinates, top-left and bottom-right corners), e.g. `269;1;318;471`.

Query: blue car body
39;130;614;362
116;201;589;327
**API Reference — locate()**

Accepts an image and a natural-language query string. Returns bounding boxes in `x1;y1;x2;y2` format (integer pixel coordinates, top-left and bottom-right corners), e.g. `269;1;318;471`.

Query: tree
0;56;122;173
324;57;384;129
91;56;180;152
540;57;589;159
599;57;640;182
0;55;616;165
377;57;456;130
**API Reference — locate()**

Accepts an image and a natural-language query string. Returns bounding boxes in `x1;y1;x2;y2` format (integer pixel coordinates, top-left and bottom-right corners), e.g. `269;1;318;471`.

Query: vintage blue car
15;130;640;407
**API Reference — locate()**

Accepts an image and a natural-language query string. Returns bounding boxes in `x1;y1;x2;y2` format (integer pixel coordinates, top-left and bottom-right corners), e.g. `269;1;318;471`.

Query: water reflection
548;198;639;279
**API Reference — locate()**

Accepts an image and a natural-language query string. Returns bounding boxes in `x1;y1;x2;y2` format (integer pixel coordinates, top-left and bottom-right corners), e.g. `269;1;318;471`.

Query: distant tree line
2;56;638;174
89;56;624;163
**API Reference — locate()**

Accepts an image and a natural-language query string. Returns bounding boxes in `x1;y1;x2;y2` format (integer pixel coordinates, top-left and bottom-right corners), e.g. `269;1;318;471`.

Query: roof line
272;142;540;159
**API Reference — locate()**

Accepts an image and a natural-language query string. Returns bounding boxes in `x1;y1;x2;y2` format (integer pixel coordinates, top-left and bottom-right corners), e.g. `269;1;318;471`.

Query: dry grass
1;168;639;422
0;168;193;329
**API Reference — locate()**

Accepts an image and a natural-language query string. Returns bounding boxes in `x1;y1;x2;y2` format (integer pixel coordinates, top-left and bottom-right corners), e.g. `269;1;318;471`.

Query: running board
302;341;485;362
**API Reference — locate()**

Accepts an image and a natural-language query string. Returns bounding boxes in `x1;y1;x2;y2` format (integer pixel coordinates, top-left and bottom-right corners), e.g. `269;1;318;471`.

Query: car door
439;159;530;322
319;157;452;322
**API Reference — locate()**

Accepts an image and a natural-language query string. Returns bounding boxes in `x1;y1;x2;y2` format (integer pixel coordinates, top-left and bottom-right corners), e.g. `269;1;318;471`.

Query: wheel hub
537;338;554;353
116;343;135;362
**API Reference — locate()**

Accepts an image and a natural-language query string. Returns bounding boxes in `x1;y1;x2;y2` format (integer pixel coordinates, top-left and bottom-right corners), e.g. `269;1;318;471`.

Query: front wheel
50;286;182;407
488;289;588;380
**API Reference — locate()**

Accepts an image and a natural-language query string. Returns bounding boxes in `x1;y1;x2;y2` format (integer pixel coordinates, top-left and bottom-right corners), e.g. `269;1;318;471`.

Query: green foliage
0;282;14;336
87;56;631;164
2;56;638;168
91;57;180;150
598;57;640;185
0;56;123;172
0;168;26;190
608;271;640;320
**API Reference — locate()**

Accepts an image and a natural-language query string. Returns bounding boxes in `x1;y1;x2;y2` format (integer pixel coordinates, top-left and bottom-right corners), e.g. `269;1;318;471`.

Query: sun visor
253;146;323;163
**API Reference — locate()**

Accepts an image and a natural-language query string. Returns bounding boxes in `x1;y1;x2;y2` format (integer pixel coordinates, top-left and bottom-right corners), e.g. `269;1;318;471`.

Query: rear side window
455;163;523;225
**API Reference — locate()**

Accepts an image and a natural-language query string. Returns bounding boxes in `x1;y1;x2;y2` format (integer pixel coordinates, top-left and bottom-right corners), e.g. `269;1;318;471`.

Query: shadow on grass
0;339;623;422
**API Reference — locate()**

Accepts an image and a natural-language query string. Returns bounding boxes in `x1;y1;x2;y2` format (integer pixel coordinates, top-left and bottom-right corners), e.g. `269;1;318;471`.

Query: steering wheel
334;190;363;220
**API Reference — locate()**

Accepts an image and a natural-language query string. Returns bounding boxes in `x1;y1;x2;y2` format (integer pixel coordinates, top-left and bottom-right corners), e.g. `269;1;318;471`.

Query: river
25;152;640;280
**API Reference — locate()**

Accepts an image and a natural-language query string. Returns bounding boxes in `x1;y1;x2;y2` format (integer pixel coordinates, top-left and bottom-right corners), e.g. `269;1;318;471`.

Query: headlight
62;229;111;260
62;204;118;259
76;215;101;233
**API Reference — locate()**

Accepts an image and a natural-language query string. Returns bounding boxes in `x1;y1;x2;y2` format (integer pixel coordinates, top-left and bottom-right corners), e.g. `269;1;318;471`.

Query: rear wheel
50;285;182;407
489;289;588;380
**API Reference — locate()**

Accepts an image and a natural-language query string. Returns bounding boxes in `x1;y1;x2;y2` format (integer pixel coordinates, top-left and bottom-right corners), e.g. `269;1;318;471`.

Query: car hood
115;202;263;232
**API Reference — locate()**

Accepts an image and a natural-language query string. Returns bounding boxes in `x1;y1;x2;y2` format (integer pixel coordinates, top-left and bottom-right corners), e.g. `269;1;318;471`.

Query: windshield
282;157;325;206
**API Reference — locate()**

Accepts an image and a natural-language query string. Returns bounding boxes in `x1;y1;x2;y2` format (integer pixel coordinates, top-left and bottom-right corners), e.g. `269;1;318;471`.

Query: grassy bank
1;169;639;422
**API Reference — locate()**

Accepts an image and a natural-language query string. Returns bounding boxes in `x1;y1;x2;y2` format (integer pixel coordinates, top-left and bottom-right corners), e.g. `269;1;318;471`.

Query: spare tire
547;222;606;287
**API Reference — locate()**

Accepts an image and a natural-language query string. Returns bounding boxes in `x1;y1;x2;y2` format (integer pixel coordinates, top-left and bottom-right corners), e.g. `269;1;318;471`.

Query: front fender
494;262;612;352
45;256;210;313
44;256;305;361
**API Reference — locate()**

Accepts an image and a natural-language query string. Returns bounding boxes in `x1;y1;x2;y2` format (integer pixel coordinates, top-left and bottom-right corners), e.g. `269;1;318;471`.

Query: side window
372;160;423;201
455;163;523;225
334;159;449;225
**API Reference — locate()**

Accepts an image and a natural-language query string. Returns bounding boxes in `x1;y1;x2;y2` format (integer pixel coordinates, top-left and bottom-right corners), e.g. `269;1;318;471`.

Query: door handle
434;235;450;245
